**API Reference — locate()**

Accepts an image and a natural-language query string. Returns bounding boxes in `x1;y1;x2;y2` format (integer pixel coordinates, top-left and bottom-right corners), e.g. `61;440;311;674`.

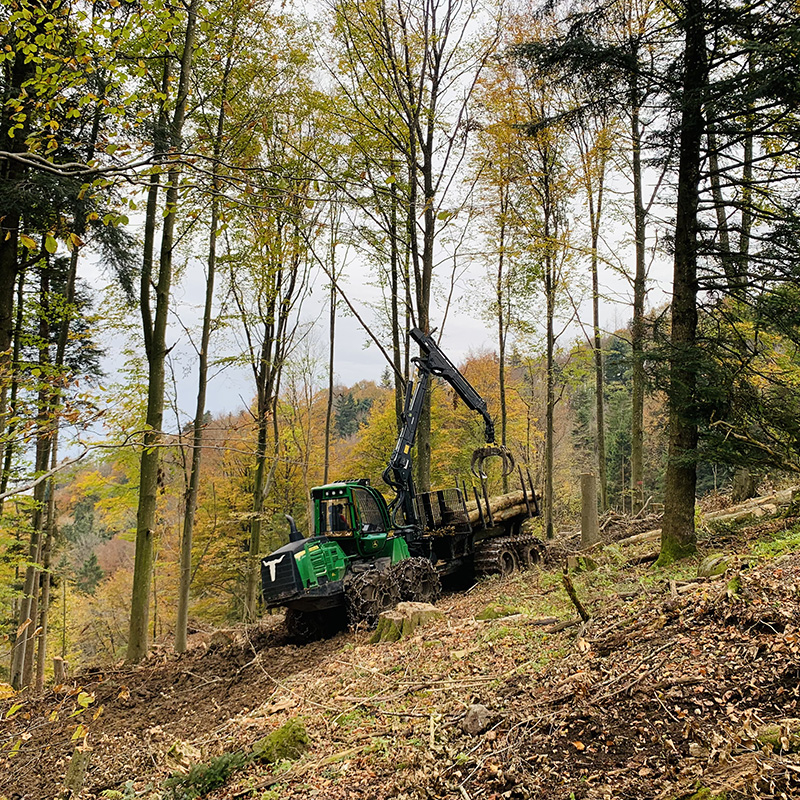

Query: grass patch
750;523;800;558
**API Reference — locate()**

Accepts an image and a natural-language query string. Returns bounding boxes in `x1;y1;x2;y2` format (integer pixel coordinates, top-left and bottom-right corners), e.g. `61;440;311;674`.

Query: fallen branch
614;528;661;547
562;572;590;622
546;617;582;634
625;551;659;566
235;744;371;795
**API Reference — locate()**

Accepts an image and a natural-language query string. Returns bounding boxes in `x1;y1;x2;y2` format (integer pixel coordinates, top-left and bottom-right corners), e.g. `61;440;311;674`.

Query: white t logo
263;554;285;581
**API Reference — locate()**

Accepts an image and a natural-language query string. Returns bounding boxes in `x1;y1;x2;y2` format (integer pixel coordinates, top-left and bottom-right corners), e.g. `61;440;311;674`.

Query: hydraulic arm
382;328;513;526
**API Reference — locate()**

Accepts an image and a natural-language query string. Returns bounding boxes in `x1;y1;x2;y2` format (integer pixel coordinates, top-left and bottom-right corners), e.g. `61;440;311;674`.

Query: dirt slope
2;512;800;800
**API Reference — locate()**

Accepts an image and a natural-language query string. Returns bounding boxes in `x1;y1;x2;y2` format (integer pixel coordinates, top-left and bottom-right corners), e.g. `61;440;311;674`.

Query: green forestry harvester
261;327;543;640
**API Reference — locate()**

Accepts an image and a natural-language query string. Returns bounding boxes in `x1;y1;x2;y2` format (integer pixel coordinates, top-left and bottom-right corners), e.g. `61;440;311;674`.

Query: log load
464;490;533;526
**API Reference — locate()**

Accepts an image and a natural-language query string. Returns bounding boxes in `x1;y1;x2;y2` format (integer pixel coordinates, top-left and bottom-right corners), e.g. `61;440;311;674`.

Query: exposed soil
2;511;800;800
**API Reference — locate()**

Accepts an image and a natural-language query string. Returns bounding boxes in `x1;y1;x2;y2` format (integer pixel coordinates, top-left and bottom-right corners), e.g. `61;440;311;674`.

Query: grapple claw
471;445;515;480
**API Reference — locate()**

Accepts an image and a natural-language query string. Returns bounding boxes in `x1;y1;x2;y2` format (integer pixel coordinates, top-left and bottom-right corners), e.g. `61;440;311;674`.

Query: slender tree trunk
587;166;607;512
544;252;555;540
128;0;198;663
245;398;280;621
175;51;229;653
737;53;754;283
497;203;509;492
630;95;647;515
32;232;78;686
659;0;706;565
0;266;26;510
390;177;404;433
11;263;52;689
324;282;336;484
35;447;57;692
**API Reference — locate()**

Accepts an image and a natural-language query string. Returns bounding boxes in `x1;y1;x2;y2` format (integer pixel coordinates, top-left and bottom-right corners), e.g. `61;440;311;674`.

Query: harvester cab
311;480;409;560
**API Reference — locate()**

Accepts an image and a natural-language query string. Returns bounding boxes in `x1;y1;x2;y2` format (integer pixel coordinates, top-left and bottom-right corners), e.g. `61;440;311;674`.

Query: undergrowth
750;522;800;558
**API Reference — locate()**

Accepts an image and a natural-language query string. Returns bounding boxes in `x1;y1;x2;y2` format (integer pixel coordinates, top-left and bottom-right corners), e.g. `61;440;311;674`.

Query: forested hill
2;494;800;798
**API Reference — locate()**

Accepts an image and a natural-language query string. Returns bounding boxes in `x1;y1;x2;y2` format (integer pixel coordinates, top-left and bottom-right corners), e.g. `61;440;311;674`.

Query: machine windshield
352;488;385;533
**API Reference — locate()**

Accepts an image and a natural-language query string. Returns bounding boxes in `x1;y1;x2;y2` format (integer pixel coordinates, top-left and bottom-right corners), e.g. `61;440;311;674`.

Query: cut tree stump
63;745;92;797
53;656;68;684
370;602;443;643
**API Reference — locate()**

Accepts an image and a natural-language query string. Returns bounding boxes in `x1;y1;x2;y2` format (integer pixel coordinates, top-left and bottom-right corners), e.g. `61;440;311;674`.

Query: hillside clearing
3;507;800;799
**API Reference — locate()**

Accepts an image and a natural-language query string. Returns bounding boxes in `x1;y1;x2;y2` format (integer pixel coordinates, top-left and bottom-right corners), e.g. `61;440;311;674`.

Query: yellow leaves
0;683;15;700
19;233;37;250
70;691;95;718
44;233;57;254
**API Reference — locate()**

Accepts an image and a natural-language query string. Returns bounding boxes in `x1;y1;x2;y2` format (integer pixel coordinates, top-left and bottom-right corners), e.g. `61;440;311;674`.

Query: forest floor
2;492;800;800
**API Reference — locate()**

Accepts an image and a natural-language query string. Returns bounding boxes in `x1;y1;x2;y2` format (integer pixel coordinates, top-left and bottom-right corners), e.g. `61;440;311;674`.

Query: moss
685;789;726;800
750;524;800;558
655;537;697;568
252;718;310;764
726;574;742;597
698;554;729;577
163;750;249;800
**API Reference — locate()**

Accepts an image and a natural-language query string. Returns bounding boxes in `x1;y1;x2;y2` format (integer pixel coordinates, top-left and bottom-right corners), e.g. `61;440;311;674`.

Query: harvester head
470;445;515;480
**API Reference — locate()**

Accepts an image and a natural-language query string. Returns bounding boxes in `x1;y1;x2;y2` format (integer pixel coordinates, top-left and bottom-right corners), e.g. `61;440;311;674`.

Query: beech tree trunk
174;46;229;654
128;1;198;662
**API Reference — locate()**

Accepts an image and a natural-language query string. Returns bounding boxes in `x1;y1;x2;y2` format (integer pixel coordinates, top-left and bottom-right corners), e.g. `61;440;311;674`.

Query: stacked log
464;490;531;526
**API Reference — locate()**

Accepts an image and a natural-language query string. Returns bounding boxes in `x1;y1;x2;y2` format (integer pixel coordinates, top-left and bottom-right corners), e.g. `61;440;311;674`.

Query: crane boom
382;328;500;525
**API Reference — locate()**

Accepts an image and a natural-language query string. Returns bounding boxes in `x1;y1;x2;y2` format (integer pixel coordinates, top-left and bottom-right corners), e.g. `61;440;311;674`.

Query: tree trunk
589;175;607;512
0;266;26;510
11;261;53;689
35;470;56;693
245;401;280;621
128;1;198;663
630;95;647;515
544;252;555;540
175;49;229;654
658;0;706;565
390;177;404;434
497;201;509;493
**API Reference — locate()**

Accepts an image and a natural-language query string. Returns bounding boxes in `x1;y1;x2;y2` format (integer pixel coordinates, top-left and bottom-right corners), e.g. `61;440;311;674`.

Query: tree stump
370;602;443;643
63;745;92;796
53;656;68;684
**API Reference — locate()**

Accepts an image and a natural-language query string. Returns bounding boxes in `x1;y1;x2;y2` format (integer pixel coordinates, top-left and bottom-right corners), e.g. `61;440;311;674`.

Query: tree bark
658;0;706;565
128;0;198;663
324;280;336;485
544;248;555;540
630;92;647;515
175;45;230;654
0;266;26;511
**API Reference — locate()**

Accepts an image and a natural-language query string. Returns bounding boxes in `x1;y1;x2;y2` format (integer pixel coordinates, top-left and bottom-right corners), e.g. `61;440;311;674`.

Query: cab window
353;488;385;533
320;499;353;536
